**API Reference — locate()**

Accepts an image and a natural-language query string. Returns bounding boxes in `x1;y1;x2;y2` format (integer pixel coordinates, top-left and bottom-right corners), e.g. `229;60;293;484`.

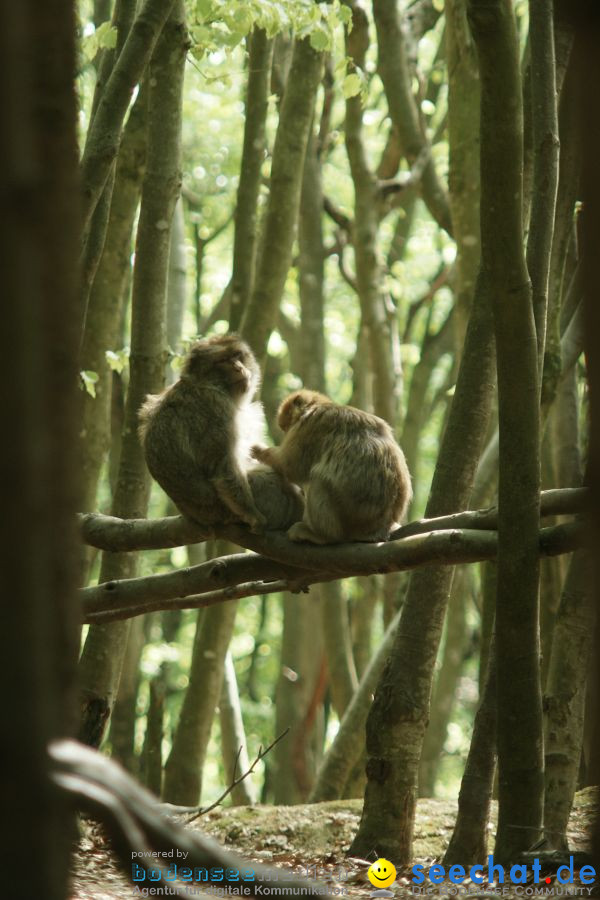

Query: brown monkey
252;389;412;544
139;335;303;532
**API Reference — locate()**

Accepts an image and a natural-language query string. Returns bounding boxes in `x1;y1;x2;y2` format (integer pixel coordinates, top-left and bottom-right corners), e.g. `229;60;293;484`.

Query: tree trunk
419;568;470;797
527;0;560;368
468;0;543;860
79;82;148;517
80;0;176;238
220;651;256;806
273;593;324;804
544;551;593;849
229;28;273;332
348;267;494;862
310;610;401;803
372;0;452;235
79;3;186;748
345;2;401;428
140;666;166;795
444;649;497;865
1;3;80;895
240;37;323;364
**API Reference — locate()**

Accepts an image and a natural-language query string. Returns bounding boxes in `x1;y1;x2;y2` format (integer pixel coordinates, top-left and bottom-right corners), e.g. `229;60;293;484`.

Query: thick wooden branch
50;739;323;898
81;520;584;623
80;487;587;552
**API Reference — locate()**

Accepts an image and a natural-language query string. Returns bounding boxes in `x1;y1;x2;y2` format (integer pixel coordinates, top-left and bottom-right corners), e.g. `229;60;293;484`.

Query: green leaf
105;350;127;374
80;370;99;398
338;4;352;27
343;72;361;99
196;0;215;22
95;21;117;50
309;24;330;52
432;0;444;10
231;6;254;35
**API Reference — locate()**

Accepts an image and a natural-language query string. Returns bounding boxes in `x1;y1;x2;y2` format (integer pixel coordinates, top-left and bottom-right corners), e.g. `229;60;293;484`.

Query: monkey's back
139;380;244;525
298;404;412;540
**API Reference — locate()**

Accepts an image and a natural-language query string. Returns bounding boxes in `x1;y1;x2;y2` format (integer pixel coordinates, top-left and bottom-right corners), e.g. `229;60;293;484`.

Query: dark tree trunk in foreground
0;3;80;897
79;3;186;748
469;0;543;860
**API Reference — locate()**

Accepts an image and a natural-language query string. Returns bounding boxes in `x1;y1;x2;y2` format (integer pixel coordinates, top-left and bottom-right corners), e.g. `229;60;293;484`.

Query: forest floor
70;787;597;900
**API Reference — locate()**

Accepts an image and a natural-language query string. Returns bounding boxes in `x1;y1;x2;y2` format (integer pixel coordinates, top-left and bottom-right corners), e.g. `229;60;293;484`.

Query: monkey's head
183;335;260;399
277;389;331;432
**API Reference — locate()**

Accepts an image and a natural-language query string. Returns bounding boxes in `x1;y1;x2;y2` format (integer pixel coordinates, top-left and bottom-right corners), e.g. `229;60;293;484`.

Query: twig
186;729;290;821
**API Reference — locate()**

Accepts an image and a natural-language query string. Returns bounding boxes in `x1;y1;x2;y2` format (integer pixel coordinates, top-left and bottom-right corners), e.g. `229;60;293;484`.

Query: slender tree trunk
80;81;148;517
345;2;401;428
298;129;326;392
310;611;401;803
444;649;497;865
527;0;560;369
81;0;138;313
544;551;594;849
348;0;493;860
240;37;323;364
162;538;238;805
273;593;324;804
78;3;186;747
445;0;481;345
166;196;187;353
108;615;145;769
348;271;494;863
80;0;176;239
220;652;255;806
372;0;452;235
321;582;358;719
351;577;378;680
163;596;239;804
469;0;543;860
140;666;166;795
419;568;470;797
229;28;273;332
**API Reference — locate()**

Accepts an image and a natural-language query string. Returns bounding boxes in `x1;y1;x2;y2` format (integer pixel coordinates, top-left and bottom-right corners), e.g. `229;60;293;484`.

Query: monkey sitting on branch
252;389;412;544
138;335;303;534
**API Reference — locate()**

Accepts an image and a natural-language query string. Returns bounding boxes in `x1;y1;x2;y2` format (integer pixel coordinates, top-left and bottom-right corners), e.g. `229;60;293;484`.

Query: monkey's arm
251;445;286;475
213;458;267;533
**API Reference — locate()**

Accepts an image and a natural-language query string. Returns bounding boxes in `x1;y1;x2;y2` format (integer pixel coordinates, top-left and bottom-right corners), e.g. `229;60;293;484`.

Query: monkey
251;389;412;544
138;334;303;533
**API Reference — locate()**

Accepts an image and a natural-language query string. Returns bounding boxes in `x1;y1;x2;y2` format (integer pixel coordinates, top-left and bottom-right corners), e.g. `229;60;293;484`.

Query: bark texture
240;37;323;364
78;2;186;748
468;0;543;860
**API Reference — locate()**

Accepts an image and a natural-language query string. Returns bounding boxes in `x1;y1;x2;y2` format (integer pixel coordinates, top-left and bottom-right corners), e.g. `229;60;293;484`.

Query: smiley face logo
368;858;397;889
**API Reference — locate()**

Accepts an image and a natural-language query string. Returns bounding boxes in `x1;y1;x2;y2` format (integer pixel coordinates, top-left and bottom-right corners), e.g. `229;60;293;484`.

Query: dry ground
70;788;597;900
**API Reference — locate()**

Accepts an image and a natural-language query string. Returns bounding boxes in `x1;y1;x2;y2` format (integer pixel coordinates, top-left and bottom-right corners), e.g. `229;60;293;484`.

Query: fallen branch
51;739;324;898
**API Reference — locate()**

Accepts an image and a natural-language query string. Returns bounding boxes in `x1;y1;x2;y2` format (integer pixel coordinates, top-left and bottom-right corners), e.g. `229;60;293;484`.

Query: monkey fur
252;389;412;544
138;335;303;533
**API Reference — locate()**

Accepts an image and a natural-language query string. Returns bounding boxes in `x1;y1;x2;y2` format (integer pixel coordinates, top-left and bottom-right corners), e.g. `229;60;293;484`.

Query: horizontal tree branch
81;519;584;622
390;487;586;540
86;579;291;624
80;487;587;552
